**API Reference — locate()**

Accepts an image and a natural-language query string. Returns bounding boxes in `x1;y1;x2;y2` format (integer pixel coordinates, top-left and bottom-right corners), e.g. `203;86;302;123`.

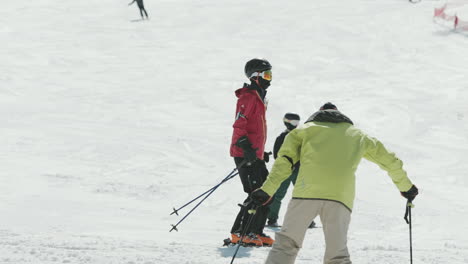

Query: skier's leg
231;157;255;234
290;167;299;185
252;203;269;234
230;196;250;234
320;201;352;264
267;175;292;224
246;160;270;234
143;8;149;18
139;8;144;19
265;199;320;264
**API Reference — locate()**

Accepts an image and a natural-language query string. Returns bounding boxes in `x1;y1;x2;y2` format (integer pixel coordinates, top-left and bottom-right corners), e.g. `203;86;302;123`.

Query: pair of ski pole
169;161;246;232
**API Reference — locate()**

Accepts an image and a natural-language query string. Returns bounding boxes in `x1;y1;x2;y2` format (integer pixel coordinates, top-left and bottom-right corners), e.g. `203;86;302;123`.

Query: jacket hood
235;83;250;98
235;83;267;102
305;110;354;125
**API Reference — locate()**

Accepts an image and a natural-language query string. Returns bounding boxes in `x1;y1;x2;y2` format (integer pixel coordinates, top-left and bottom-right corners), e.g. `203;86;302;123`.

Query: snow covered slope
1;0;467;263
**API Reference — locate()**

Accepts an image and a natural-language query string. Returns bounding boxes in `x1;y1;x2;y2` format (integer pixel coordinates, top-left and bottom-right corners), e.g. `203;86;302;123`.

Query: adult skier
228;58;274;247
267;112;316;229
251;102;419;264
128;0;149;20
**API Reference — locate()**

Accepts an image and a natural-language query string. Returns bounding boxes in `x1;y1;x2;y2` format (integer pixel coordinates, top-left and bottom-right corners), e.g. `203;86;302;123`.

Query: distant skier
128;0;149;20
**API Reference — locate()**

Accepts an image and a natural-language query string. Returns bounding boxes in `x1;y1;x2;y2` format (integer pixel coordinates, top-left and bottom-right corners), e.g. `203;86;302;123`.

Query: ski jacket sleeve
363;136;413;192
231;93;256;144
261;130;302;196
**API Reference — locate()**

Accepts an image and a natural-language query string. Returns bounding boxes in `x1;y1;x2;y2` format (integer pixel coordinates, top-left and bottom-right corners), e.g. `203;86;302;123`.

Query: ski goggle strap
284;118;300;127
250;70;272;81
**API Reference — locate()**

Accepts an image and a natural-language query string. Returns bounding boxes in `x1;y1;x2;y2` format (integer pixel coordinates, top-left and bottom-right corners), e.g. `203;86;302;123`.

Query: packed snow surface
1;0;468;263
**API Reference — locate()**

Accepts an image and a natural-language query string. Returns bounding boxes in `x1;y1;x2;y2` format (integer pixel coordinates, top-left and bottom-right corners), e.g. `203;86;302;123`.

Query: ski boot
257;233;275;247
241;233;263;247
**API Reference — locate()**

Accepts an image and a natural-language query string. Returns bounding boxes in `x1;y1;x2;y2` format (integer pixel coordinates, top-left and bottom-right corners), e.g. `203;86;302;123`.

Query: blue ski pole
170;170;239;216
169;161;246;232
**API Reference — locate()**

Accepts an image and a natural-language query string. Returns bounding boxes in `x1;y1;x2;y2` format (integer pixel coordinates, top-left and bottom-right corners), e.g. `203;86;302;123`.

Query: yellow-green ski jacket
261;110;413;211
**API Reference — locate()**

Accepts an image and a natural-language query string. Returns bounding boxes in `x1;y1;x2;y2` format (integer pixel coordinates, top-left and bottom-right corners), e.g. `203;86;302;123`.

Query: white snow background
1;0;468;263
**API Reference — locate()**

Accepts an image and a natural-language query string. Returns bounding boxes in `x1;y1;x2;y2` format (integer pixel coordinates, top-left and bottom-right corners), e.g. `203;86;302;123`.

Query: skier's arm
231;95;255;144
261;131;302;196
128;0;136;5
273;134;285;159
363;136;413;192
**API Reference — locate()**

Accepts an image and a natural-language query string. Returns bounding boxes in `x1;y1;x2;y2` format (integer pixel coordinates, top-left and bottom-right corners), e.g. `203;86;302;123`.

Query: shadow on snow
217;246;254;259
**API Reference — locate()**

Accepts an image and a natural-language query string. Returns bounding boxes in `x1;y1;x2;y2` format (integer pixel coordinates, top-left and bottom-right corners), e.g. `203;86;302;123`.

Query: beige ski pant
264;199;352;264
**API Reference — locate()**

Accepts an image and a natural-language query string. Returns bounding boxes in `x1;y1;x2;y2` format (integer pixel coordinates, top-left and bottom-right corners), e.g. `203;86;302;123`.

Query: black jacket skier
129;0;149;19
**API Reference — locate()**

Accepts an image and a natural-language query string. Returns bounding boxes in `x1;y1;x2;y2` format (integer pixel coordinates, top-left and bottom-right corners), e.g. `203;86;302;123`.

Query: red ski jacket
230;85;267;160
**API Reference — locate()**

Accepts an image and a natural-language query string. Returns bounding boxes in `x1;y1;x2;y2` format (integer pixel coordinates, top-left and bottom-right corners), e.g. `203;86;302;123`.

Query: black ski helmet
283;112;300;130
320;102;338;110
244;58;272;79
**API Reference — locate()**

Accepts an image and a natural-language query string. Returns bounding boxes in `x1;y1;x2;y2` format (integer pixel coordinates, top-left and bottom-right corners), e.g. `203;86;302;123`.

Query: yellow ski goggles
250;70;272;81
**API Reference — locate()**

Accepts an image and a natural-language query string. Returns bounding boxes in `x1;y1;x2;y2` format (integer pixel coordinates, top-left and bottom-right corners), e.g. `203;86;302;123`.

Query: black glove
263;151;272;163
250;188;271;206
243;148;257;164
236;136;257;163
401;185;419;202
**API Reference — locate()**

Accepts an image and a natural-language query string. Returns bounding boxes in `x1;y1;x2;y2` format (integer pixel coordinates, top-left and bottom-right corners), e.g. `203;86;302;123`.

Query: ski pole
169;182;220;232
230;202;259;264
170;170;239;216
169;173;237;232
404;200;414;264
170;160;247;216
169;161;247;232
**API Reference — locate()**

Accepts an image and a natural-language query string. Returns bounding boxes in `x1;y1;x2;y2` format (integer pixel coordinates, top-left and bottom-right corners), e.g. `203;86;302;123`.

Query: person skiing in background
128;0;149;20
228;58;275;247
250;102;419;264
267;113;316;229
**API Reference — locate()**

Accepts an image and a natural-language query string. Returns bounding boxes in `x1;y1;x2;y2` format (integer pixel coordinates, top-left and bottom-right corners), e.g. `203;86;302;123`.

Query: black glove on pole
402;185;418;224
401;185;419;203
250;188;272;206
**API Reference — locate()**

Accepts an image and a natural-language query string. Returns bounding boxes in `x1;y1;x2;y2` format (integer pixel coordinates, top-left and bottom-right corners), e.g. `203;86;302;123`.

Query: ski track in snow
1;0;468;263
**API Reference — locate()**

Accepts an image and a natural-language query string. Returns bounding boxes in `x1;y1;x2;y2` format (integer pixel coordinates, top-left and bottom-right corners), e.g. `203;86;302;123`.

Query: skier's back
250;103;419;264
